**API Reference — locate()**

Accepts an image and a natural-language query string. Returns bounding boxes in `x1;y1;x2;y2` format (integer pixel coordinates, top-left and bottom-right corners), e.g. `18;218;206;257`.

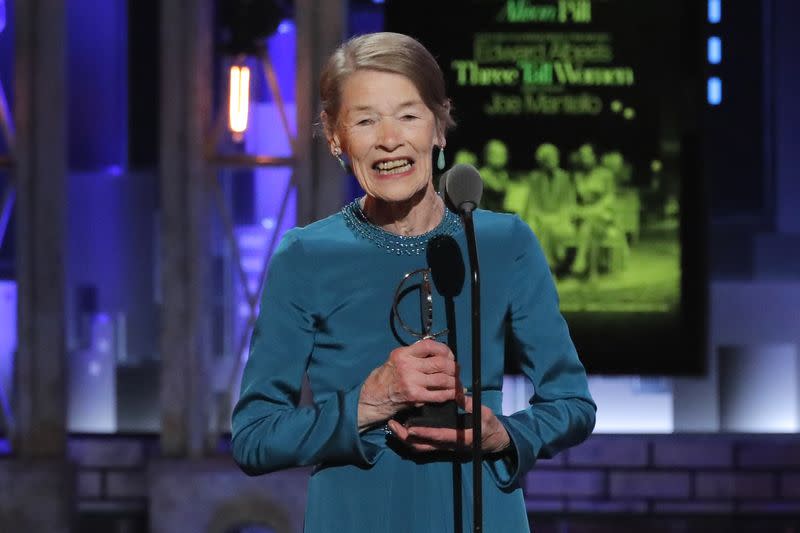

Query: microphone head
444;163;483;213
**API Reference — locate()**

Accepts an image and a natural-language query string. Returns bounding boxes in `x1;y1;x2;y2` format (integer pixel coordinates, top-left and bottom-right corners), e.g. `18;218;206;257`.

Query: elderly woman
231;32;595;532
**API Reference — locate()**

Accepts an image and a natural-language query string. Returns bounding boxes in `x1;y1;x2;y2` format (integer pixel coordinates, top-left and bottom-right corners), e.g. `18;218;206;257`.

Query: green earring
436;146;446;171
334;147;347;171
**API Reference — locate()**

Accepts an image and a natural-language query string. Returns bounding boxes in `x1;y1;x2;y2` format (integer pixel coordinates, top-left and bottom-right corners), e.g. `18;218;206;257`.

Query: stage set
1;0;800;531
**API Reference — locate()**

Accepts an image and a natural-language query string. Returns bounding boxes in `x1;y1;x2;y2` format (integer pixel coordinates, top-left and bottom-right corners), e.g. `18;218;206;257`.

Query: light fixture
708;36;722;65
707;77;722;106
228;64;251;138
218;0;289;141
708;0;721;24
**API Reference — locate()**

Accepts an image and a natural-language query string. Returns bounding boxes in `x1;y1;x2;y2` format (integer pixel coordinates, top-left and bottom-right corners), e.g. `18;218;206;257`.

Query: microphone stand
460;206;482;533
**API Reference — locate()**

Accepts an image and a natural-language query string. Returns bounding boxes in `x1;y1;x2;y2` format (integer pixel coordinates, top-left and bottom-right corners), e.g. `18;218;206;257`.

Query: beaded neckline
341;199;462;255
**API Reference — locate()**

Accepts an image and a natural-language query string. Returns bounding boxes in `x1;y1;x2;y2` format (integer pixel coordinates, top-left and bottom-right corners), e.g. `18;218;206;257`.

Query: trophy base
396;401;473;430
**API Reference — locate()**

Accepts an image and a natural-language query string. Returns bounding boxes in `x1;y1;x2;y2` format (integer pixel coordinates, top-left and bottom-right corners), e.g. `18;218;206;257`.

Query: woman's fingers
387;421;469;452
388;420;444;452
364;339;462;425
406;338;454;360
386;419;407;437
386;341;459;403
423;387;459;403
419;355;457;376
390;372;458;403
457;392;472;412
379;343;511;455
388;398;511;454
408;426;471;448
424;372;457;390
406;384;457;404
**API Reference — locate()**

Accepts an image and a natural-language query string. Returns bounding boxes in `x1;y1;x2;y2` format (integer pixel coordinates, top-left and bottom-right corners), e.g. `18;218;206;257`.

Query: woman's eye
356;118;374;126
401;114;418;121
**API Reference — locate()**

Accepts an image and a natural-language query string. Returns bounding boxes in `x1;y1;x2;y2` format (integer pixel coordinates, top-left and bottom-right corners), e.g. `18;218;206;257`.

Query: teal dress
232;201;596;532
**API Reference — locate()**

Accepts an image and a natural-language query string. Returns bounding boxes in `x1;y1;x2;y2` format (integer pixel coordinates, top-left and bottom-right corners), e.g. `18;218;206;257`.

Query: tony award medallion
392;268;447;342
392;267;470;430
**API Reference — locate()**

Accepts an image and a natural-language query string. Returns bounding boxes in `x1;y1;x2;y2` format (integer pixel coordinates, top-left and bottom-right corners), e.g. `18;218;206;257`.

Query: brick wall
69;435;152;513
524;434;800;515
0;460;73;532
67;433;800;523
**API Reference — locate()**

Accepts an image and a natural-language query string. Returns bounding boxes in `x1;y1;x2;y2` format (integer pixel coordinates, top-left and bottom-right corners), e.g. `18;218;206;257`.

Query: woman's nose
377;118;401;149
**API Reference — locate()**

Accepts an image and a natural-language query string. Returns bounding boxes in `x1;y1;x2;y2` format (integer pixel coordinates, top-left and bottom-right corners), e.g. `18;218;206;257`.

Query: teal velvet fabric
231;208;596;532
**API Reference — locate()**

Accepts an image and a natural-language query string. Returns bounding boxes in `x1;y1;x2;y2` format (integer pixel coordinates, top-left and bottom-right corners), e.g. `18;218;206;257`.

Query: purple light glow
105;165;124;177
246;103;297;242
277;19;293;34
0;281;17;436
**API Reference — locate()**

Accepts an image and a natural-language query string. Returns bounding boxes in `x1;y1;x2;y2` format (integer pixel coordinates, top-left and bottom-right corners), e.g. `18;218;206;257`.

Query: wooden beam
13;0;68;457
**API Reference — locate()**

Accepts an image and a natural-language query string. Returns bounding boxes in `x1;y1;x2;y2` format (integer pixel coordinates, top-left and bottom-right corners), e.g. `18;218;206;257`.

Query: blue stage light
708;0;721;23
708;36;722;64
707;77;722;105
277;19;294;34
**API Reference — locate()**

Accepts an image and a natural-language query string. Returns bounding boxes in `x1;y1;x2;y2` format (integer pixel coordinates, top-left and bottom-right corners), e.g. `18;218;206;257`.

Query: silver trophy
392;268;447;341
392;268;469;429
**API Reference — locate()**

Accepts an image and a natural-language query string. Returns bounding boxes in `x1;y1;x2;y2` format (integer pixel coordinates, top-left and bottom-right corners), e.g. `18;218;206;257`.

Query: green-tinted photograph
388;0;704;373
474;138;679;315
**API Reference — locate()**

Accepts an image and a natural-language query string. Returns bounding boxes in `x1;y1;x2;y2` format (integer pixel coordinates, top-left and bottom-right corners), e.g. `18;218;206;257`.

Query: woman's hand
386;394;511;454
357;339;459;431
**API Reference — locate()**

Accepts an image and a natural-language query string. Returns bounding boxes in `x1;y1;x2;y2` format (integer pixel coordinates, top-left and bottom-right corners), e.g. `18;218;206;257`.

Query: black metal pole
462;210;482;533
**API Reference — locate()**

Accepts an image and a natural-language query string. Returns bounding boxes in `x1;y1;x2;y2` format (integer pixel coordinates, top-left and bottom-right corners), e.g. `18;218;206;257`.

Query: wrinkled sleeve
488;216;596;488
231;229;380;475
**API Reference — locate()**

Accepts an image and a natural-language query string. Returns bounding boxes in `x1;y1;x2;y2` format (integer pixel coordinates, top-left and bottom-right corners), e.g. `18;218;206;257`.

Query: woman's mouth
373;158;413;175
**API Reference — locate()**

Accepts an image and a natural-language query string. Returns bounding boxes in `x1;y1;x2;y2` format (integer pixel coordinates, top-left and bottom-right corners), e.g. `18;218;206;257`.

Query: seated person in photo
522;143;577;270
572;144;624;276
601;150;640;242
600;151;632;189
479;139;511;212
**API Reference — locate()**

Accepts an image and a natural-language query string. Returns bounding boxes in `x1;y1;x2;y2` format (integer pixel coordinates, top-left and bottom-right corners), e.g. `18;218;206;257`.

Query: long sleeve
490;216;596;488
231;229;380;475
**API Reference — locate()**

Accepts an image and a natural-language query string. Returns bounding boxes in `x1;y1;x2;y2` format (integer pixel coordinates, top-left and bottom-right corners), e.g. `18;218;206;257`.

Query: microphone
444;163;483;214
443;162;485;532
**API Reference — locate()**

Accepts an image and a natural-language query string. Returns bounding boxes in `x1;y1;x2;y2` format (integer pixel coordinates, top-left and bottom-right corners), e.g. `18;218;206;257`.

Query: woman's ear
321;111;334;143
321;110;344;155
439;99;452;141
329;135;343;157
436;132;446;151
435;109;449;147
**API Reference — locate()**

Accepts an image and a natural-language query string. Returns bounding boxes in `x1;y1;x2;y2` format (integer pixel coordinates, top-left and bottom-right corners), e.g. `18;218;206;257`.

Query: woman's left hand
386;394;511;454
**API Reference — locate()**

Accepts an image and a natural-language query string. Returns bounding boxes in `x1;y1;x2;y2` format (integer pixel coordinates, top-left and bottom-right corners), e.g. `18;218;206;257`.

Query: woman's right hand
357;339;459;431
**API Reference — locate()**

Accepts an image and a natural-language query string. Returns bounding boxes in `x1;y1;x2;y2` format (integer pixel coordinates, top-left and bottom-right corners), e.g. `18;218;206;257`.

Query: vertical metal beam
295;0;348;226
160;0;214;458
294;0;316;227
315;0;349;218
13;0;68;457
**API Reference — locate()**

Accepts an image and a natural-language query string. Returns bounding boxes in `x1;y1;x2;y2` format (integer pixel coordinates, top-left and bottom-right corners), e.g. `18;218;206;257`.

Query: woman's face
331;70;443;204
